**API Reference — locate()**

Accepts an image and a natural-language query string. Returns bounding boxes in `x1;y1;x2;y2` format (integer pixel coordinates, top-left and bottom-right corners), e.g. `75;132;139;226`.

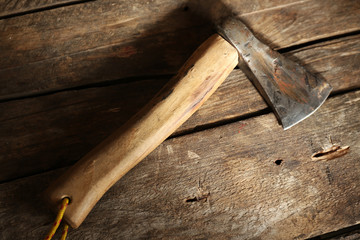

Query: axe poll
44;12;332;228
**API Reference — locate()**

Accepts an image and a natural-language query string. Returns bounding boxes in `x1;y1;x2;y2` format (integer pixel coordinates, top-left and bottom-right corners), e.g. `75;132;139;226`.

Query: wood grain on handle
44;34;238;228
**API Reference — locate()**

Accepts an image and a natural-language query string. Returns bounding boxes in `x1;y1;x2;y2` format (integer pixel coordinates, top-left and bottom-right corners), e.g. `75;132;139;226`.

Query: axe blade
217;17;332;129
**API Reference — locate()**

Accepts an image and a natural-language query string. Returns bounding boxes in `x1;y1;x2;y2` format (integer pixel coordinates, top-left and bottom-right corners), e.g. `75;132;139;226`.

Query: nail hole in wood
274;159;283;165
183;5;189;11
185;197;198;202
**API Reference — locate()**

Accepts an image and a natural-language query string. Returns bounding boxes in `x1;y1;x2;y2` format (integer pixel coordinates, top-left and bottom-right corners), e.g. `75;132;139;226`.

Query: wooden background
0;0;359;239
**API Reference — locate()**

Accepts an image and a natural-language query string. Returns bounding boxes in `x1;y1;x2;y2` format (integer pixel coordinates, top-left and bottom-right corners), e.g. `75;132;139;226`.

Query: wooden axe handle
44;34;238;228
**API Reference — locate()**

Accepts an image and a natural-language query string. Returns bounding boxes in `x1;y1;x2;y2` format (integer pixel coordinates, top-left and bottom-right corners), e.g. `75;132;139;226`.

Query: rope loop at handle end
44;197;70;240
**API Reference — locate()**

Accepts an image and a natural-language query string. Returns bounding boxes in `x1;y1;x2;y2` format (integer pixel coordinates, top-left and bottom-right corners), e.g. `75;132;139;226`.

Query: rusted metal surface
217;17;333;129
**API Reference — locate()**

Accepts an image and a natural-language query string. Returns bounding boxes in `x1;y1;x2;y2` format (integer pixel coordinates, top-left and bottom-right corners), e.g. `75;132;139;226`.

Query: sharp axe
44;1;332;229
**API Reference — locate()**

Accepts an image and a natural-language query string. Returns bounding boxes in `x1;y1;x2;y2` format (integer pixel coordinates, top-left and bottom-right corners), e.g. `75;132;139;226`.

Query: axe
44;5;332;229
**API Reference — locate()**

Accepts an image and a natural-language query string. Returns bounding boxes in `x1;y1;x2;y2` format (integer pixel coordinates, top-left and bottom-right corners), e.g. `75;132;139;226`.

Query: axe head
217;17;332;129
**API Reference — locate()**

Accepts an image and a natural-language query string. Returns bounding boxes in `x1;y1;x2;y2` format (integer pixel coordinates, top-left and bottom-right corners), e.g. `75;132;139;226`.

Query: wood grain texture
0;90;359;239
0;34;359;183
0;0;359;99
0;0;78;18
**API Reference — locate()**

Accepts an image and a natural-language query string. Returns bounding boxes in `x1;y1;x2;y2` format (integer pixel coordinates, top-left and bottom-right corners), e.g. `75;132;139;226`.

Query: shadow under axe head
217;17;332;129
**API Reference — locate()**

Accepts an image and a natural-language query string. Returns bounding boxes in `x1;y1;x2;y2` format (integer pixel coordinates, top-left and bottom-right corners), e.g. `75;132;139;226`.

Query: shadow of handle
43;34;239;229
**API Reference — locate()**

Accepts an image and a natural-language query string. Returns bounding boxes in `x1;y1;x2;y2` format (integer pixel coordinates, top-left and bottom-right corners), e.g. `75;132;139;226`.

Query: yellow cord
60;224;69;240
44;198;70;240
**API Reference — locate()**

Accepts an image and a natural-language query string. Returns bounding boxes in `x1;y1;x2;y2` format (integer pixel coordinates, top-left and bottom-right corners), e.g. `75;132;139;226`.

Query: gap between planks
1;31;359;104
0;0;95;19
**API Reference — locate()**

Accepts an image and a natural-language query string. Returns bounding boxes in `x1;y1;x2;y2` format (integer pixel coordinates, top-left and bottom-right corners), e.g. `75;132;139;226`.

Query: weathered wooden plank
0;0;80;18
0;0;300;68
0;34;359;183
0;90;359;240
0;0;359;99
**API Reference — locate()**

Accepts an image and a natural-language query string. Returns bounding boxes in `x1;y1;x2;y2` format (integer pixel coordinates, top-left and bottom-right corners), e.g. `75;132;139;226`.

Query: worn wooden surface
0;0;78;18
0;0;359;239
0;0;359;100
0;34;358;183
0;91;359;239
